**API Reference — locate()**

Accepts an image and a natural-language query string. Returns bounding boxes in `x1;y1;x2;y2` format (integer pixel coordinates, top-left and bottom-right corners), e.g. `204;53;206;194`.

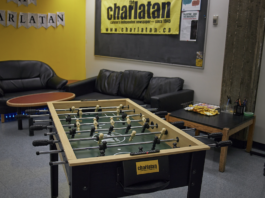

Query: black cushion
73;92;145;105
144;77;184;104
95;69;122;96
0;60;54;92
119;70;153;100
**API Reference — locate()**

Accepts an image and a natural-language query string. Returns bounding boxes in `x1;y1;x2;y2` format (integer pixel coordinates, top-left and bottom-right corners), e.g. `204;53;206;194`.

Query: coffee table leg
195;129;200;136
219;128;229;172
246;116;256;152
17;108;23;130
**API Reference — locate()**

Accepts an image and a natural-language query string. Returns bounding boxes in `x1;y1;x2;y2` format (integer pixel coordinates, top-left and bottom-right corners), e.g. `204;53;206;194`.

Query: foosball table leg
29;118;34;136
187;151;206;198
49;118;59;198
17;107;23;130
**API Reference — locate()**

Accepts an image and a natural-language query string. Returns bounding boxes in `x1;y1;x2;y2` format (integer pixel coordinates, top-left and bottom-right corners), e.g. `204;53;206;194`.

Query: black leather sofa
0;60;68;117
65;69;194;112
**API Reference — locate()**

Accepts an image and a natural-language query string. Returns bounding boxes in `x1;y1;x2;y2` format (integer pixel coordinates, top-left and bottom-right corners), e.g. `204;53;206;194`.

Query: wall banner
101;0;182;35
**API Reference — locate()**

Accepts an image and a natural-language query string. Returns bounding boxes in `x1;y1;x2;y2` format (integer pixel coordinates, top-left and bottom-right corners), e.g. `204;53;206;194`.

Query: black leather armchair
65;69;194;112
0;60;68;117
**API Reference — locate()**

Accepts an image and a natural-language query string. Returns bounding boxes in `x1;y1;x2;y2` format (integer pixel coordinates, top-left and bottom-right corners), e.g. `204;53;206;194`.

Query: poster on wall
182;0;201;11
101;0;182;34
180;11;199;41
0;10;6;26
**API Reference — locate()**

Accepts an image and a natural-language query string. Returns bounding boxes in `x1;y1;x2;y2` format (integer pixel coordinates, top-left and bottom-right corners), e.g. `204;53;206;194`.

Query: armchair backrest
0;60;54;93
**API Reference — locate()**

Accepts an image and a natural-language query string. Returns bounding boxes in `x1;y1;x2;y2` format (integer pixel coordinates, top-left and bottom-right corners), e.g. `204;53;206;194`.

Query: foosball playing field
28;99;232;198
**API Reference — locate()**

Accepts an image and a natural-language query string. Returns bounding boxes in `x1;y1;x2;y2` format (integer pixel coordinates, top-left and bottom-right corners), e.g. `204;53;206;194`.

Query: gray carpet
0;120;264;198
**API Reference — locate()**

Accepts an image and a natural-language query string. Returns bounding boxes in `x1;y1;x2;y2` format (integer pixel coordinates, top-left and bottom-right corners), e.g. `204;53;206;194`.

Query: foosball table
25;99;231;198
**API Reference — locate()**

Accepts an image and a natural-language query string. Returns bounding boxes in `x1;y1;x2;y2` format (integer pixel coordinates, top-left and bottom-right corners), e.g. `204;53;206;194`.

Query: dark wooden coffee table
7;92;75;133
166;109;256;172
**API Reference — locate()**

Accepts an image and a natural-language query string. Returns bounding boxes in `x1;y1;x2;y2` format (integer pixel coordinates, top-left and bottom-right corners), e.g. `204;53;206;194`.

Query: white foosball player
110;117;115;127
93;118;98;130
97;133;104;144
159;128;167;140
126;116;131;125
142;115;147;125
76;119;81;131
129;130;136;142
78;109;83;118
95;105;100;112
71;106;75;113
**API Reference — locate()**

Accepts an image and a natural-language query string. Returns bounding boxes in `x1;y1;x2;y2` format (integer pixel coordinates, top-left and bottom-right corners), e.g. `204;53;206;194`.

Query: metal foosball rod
55;104;130;111
33;128;168;146
36;139;233;156
59;113;142;122
35;137;179;155
15;114;50;120
61;118;149;128
30;122;158;138
57;109;136;116
47;139;233;166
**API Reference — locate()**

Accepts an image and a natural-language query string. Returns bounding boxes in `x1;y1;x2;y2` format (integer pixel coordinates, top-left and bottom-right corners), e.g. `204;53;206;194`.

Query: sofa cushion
73;92;145;105
95;69;122;96
144;77;184;104
119;70;153;100
0;60;54;92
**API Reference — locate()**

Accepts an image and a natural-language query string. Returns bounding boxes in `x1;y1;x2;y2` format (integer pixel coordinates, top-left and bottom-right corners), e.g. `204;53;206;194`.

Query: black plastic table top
170;109;254;130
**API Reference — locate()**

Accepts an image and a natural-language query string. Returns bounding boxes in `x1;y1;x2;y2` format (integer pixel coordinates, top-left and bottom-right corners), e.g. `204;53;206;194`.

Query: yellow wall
0;0;86;80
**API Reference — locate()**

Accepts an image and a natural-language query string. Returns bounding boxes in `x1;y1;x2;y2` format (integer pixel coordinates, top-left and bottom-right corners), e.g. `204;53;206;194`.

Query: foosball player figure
71;106;75;113
125;124;131;134
121;112;128;125
76;119;81;131
93;118;98;130
108;126;114;135
96;133;104;144
151;136;160;150
110;117;115;127
129;130;137;142
90;127;96;137
66;115;71;124
159;128;167;140
95;105;100;112
98;141;107;156
69;128;77;138
141;122;150;133
77;109;83;118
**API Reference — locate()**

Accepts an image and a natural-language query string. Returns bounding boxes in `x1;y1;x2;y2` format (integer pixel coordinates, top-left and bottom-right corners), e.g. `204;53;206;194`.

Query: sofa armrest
150;89;194;112
47;75;68;90
65;76;97;96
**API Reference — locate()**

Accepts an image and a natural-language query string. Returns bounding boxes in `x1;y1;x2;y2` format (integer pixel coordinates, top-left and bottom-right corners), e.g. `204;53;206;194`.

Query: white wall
253;36;265;144
86;0;230;105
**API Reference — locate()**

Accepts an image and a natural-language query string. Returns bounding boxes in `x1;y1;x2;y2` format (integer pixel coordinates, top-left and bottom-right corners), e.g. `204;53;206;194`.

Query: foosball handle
32;140;55;147
215;140;232;148
25;109;42;114
208;132;223;139
49;161;67;166
154;111;168;117
170;121;185;129
30;125;48;131
15;115;30;120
